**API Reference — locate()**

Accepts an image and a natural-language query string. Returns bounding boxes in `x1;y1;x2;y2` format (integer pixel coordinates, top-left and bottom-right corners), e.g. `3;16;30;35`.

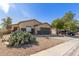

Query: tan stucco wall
51;29;56;35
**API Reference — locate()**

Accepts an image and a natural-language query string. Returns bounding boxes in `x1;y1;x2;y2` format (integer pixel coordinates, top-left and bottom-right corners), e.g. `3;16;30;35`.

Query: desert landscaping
0;35;67;56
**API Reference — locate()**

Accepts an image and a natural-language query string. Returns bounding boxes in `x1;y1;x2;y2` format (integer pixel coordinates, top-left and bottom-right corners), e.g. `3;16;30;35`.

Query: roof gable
18;19;41;25
18;19;42;28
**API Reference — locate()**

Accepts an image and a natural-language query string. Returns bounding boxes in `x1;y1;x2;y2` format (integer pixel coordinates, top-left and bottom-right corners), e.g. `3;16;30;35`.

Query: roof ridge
18;19;42;24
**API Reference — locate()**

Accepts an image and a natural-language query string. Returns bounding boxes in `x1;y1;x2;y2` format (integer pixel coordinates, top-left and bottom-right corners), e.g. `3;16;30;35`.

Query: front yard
0;36;67;56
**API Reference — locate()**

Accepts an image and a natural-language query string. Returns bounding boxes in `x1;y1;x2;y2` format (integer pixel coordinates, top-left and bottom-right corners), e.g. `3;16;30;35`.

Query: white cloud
0;0;10;14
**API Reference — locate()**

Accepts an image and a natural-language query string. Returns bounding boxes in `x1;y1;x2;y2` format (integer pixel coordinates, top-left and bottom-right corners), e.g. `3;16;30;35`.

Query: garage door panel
37;28;51;35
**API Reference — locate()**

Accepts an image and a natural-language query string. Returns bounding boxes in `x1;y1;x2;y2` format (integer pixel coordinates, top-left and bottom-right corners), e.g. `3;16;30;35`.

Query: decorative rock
4;42;9;45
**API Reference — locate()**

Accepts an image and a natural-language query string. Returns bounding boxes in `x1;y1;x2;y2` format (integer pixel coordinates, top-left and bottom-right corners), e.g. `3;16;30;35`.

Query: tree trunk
56;29;59;36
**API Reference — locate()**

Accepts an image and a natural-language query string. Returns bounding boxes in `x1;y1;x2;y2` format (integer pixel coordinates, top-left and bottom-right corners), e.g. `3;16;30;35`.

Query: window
21;28;26;31
26;26;32;32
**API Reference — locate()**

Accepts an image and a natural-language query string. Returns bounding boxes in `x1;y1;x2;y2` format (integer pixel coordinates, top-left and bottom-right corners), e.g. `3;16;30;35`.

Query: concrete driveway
31;38;79;56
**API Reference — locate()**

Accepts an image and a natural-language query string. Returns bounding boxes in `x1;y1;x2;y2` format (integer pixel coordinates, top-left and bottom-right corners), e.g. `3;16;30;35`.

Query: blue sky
0;3;79;24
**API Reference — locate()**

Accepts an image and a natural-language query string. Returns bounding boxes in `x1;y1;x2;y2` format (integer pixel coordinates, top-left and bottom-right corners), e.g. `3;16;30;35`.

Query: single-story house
11;19;51;35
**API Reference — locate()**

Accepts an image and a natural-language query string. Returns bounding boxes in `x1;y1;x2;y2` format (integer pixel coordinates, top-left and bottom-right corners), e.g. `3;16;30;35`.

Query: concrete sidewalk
31;39;79;56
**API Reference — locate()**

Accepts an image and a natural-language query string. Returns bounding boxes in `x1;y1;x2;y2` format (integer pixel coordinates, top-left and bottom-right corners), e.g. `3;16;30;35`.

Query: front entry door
31;28;35;34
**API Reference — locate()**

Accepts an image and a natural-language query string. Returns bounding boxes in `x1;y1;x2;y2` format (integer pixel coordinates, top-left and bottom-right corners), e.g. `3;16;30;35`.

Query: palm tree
2;17;12;30
1;17;12;34
0;32;3;41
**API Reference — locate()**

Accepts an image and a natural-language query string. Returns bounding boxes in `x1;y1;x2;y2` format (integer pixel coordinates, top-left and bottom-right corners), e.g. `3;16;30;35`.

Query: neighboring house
11;19;51;35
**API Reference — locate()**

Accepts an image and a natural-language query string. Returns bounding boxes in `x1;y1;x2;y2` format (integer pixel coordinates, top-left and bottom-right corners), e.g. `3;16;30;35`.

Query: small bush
0;32;3;39
8;30;37;47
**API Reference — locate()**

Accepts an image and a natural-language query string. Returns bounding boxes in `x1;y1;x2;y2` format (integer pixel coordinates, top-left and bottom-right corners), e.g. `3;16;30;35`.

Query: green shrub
8;30;37;47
